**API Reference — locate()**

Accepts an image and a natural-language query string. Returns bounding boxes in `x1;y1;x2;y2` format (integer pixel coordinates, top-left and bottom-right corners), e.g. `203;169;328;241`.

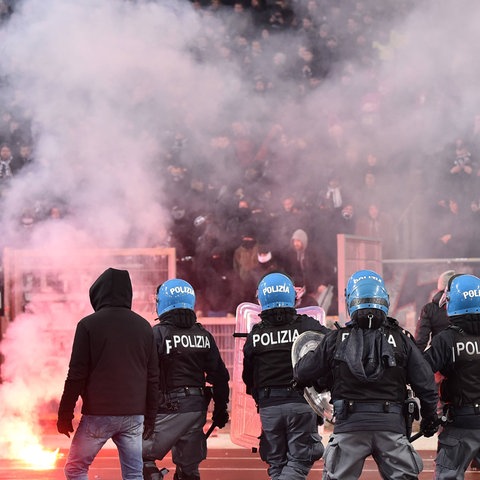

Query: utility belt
444;403;480;429
334;400;403;420
257;386;304;400
159;387;205;412
446;403;480;416
163;387;205;399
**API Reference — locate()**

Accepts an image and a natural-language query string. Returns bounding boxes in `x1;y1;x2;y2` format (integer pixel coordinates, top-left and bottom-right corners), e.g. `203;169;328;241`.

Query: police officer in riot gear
242;272;328;480
424;273;480;479
142;279;230;480
294;269;439;480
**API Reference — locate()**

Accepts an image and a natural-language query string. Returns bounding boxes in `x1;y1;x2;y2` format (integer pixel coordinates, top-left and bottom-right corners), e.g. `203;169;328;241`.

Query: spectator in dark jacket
283;228;335;309
195;246;243;317
57;267;159;480
415;269;455;352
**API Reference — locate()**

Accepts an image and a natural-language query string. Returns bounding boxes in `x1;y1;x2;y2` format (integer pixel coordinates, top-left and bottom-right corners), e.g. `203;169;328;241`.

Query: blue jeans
64;414;144;480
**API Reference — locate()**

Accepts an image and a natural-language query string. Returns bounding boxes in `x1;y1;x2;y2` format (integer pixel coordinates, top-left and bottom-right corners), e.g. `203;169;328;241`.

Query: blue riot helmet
446;274;480;317
257;272;295;311
345;269;385;299
345;270;389;318
156;278;196;317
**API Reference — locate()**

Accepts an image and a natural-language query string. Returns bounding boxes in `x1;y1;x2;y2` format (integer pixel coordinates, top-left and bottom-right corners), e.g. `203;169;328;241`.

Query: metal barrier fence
199;316;236;382
0;247;176;337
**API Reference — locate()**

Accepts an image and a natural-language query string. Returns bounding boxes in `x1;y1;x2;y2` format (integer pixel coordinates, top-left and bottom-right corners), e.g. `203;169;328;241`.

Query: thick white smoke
0;0;478;249
0;0;247;249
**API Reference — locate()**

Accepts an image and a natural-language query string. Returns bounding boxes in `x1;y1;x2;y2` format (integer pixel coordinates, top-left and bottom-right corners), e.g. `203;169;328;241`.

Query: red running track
1;447;480;480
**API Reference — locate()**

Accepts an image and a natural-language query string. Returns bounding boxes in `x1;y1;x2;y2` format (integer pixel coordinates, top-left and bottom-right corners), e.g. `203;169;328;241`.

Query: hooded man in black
57;267;159;480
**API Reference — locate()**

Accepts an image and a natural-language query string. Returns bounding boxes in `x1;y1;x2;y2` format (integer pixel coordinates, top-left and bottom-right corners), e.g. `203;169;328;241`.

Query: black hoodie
58;268;159;424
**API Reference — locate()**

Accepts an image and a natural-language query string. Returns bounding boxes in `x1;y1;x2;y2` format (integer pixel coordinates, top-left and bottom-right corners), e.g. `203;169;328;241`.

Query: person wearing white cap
414;270;456;352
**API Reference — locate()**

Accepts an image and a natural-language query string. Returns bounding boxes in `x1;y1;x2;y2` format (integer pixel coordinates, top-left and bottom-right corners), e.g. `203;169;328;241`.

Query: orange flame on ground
0;417;63;470
20;445;61;470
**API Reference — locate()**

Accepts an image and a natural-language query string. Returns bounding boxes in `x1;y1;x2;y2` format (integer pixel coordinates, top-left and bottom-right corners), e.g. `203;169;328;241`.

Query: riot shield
291;331;334;423
230;302;325;450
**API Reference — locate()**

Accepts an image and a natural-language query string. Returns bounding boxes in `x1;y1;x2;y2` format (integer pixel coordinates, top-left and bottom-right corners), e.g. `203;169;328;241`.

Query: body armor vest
250;319;300;388
331;326;408;403
157;322;211;391
441;327;480;406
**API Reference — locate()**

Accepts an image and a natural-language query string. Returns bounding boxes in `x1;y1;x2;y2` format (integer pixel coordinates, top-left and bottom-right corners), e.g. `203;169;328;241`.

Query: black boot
173;471;200;480
143;461;169;480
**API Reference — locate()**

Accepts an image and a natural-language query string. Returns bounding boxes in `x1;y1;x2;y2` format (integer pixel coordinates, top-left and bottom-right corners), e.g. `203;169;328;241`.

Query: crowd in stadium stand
1;0;479;317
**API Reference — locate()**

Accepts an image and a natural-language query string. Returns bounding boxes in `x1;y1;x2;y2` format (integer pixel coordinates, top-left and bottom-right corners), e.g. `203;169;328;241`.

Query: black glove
57;418;74;438
143;421;155;441
420;416;440;438
212;408;229;429
290;379;308;391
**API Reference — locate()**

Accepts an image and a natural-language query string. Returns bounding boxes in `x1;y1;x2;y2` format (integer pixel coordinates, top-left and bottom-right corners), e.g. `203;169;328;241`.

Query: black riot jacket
154;309;230;412
424;316;480;408
242;307;328;406
294;317;438;434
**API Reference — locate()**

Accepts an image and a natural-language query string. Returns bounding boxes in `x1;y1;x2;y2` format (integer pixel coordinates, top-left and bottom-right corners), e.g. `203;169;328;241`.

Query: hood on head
89;267;132;311
291;229;308;249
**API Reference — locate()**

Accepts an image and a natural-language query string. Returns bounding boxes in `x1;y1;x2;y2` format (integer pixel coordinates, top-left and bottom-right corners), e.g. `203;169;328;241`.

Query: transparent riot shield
230;302;325;450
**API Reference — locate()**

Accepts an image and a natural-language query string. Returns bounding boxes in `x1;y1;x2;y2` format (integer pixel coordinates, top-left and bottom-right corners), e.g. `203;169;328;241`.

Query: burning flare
0;416;62;470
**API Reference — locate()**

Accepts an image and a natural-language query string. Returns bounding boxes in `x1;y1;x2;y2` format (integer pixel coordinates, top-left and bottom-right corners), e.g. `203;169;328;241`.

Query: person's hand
420;416;440;437
212;408;229;429
143;422;155;440
57;418;74;438
290;379;308;392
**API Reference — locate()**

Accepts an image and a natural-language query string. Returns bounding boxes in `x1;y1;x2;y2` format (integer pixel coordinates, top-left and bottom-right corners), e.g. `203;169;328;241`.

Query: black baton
205;422;217;438
409;415;447;442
